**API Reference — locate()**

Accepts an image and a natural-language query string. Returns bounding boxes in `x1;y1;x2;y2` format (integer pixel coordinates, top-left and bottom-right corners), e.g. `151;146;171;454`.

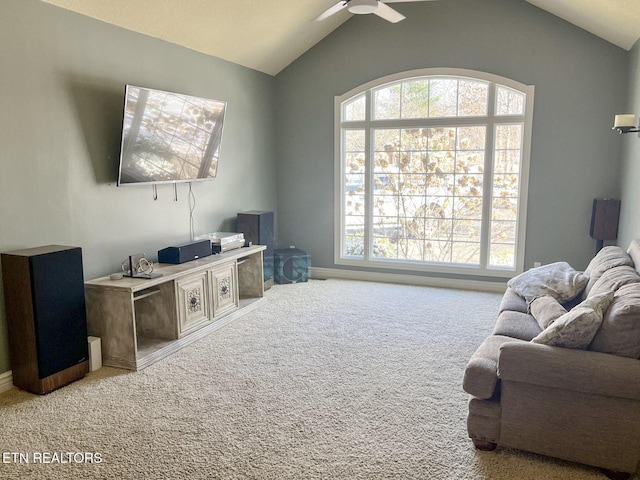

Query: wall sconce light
613;114;640;134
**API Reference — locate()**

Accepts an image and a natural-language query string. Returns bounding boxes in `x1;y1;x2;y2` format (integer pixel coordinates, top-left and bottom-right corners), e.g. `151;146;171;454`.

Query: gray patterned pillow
530;295;567;330
582;246;633;298
507;262;589;304
590;283;640;358
531;291;614;349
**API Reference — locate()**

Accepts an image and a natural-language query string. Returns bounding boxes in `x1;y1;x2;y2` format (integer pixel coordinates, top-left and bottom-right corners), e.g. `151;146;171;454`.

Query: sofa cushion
588;265;640;297
590;283;640;358
498;287;528;315
628;239;640;274
493;310;542;341
531;291;614;349
530;295;567;330
583;246;633;298
507;261;588;304
463;335;526;400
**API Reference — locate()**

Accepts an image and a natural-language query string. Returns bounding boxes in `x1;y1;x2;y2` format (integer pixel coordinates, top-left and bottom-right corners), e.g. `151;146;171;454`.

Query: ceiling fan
314;0;437;24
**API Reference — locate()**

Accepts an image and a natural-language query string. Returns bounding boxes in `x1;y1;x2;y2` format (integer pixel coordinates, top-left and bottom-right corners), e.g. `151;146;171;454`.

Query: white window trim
334;68;534;278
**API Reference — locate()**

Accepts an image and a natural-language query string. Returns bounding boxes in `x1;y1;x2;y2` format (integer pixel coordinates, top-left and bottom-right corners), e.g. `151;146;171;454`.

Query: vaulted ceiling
40;0;640;76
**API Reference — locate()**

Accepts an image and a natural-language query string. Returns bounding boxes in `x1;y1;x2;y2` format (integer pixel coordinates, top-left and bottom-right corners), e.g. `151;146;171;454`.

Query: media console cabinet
84;245;265;370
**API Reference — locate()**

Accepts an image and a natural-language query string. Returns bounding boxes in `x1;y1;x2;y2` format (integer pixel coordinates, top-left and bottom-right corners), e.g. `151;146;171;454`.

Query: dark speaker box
1;245;89;394
158;239;212;264
590;198;621;240
237;211;274;287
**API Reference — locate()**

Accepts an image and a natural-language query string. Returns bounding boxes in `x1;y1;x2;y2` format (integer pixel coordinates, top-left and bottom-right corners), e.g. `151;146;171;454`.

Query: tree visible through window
336;70;533;276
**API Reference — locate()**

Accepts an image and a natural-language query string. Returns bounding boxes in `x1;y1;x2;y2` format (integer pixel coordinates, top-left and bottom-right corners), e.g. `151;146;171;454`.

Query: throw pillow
507;261;589;304
582;246;633;298
530;295;567;330
590;283;640;358
531;291;614;349
588;265;640;298
628;239;640;271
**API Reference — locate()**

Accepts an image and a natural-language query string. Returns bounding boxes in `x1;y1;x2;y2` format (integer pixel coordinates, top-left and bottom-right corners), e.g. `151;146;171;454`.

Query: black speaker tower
590;198;621;253
1;245;89;394
237;211;274;288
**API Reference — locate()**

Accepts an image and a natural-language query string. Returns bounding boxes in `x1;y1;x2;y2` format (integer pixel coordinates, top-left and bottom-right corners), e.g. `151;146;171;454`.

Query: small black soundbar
157;239;212;264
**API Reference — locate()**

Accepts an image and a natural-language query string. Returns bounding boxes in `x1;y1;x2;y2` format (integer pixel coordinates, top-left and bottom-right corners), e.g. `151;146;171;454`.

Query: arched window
335;69;534;277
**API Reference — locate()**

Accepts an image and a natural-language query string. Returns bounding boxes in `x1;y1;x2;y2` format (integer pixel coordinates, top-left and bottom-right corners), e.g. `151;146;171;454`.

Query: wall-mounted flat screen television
117;85;227;186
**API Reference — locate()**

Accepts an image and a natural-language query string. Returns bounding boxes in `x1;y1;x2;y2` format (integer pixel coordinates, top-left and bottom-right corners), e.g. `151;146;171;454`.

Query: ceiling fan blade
314;1;348;21
373;2;406;23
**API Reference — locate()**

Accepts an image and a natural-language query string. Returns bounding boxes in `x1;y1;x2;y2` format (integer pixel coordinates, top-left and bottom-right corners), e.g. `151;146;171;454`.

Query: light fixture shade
614;114;636;128
348;0;378;14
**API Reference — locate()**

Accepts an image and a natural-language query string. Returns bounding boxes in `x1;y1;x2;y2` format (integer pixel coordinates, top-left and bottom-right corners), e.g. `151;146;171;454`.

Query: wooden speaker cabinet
1;245;89;394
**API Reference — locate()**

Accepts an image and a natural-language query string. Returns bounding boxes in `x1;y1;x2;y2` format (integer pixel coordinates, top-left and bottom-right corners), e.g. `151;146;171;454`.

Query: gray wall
0;1;277;374
618;39;640;248
275;0;628;279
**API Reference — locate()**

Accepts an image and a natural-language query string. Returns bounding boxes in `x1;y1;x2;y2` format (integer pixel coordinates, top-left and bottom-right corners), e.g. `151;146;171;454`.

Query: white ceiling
40;0;640;76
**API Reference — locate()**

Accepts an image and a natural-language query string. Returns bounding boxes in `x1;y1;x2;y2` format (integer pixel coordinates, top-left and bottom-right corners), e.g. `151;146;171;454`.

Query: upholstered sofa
463;240;640;478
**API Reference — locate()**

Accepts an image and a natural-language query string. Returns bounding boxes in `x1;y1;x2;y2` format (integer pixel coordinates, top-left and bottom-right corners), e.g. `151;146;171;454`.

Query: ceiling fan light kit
314;0;435;23
348;0;379;14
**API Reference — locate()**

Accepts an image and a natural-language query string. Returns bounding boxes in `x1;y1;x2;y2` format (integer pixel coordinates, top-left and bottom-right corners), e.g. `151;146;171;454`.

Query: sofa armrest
498;342;640;401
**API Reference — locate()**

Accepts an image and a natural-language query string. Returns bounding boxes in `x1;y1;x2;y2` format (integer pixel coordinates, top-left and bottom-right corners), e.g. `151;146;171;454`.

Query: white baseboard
0;370;13;393
309;267;507;293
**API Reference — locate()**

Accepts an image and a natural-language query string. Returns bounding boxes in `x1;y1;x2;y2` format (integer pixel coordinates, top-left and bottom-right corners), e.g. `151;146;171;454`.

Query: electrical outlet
533;261;542;268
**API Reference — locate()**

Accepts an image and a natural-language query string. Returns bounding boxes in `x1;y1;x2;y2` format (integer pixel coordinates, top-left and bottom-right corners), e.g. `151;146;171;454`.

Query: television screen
117;85;227;186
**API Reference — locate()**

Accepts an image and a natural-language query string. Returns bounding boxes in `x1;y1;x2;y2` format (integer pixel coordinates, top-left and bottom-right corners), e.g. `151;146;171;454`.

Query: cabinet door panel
175;273;210;337
209;263;239;318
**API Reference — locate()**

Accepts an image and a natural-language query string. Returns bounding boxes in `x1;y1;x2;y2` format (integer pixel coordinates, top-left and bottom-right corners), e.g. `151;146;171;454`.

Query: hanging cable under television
116;85;227;188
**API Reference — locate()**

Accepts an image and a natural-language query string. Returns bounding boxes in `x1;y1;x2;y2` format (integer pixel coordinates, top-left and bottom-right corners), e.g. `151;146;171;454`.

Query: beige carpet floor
0;279;616;479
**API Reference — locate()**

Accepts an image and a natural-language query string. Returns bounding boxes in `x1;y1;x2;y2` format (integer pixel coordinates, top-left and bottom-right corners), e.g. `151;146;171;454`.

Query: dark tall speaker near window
1;245;89;394
590;198;621;253
237;211;274;289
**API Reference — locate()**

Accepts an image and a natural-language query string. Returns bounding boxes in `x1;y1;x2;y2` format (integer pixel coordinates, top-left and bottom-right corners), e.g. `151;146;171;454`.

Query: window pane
344;226;365;258
424;240;452;263
455;196;483;220
492;173;519;199
495;124;522;149
494;149;520;174
345;173;364;193
489;243;515;268
496;86;525;116
344;94;366;121
457;126;486;151
455;173;483;197
344;130;365;190
345;192;364;215
374;129;400;167
453;220;481;242
491;220;516;243
401;79;430;118
373;83;401;119
429;79;458;117
401;128;428;155
452;242;481;265
458;80;488;116
428;151;455;173
492;198;518;222
345;129;365;152
428;127;456;151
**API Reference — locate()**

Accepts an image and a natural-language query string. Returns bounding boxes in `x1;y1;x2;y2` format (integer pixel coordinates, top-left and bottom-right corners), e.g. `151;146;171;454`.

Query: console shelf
84;245;265;370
